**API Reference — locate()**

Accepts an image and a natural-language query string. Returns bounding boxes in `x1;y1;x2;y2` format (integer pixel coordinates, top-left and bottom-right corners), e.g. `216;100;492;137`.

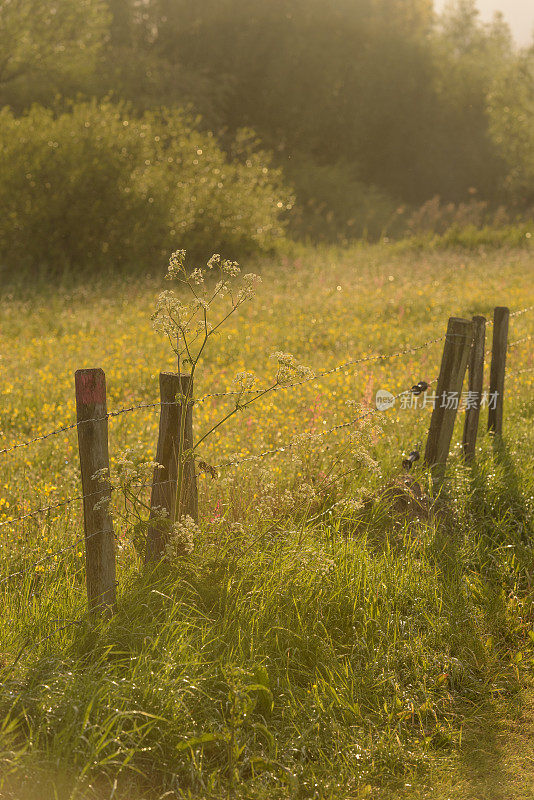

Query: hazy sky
435;0;534;46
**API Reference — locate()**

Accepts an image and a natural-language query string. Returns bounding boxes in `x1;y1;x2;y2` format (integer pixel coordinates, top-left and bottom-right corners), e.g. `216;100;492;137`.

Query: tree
0;0;110;107
421;0;513;201
488;53;534;205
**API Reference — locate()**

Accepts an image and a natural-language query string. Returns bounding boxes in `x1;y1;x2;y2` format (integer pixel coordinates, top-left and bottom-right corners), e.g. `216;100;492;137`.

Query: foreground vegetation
0;245;533;798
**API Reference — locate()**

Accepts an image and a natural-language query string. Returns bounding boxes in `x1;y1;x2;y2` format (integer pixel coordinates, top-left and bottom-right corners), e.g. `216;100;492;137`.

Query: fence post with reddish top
75;368;117;615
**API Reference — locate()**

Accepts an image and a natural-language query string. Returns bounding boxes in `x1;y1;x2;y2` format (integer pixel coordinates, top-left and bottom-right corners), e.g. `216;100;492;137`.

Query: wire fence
1;308;532;513
0;528;105;585
0;372;427;531
3;301;534;460
213;379;439;470
4;306;527;458
0;331;450;456
0;372;436;592
509;334;532;349
510;305;534;319
0;304;532;622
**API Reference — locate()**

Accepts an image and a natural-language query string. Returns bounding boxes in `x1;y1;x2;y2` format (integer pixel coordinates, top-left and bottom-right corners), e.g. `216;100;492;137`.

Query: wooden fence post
424;317;473;480
145;372;198;565
75;369;117;615
488;306;510;436
462;315;486;460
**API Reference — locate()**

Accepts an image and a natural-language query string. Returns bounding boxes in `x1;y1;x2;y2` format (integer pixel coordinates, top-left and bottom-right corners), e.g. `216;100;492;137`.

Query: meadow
0;243;533;799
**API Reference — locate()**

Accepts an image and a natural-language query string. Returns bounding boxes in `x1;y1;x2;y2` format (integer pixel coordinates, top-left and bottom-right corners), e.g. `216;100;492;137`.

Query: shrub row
0;101;293;272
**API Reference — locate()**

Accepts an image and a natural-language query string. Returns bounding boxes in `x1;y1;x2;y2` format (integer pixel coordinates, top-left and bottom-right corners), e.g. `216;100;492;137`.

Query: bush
285;156;398;244
0;101;292;273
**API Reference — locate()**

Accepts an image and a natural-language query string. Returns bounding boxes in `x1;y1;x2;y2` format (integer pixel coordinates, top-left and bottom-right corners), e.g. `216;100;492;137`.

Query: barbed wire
1;315;531;531
0;400;163;456
213;379;438;471
485;305;534;325
0;475;181;532
2;340;532;532
0;486;105;529
1;351;532;592
195;336;466;404
0;419;80;455
0;332;461;458
3;309;531;460
0;306;531;667
0;378;433;527
510;305;534;319
483;304;534;327
508;334;532;349
32;616;88;643
210;347;532;475
0;527;111;586
509;364;534;377
4;347;528;528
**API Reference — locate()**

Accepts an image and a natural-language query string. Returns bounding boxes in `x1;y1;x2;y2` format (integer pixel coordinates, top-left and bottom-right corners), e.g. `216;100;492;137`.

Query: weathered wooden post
145;372;198;565
488;307;510;437
75;369;117;615
462;315;486;460
424;317;473;481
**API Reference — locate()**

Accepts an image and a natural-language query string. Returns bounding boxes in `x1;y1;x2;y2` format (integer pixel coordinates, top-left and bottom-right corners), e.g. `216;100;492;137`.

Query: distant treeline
1;0;533;267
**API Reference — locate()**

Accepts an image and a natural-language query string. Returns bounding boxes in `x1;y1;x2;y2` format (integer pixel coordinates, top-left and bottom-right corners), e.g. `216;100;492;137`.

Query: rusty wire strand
510;305;534;319
0;527;113;585
214;379;438;471
509;364;534;377
0;478;171;531
0;401;163;456
0;378;432;527
508;334;532;348
0;332;456;457
195;336;448;403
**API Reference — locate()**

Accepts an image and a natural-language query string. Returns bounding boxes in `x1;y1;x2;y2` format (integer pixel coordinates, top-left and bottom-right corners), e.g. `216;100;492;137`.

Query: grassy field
0;244;533;799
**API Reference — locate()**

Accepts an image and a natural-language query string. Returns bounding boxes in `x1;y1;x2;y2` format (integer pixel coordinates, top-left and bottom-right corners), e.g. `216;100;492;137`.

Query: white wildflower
270;352;315;386
165;515;198;560
190;268;204;284
166;249;187;280
222;259;240;277
207;253;221;269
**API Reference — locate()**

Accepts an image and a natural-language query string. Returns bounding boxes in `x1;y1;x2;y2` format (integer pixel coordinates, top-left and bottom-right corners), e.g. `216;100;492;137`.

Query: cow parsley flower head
151;290;192;335
166;249;187;280
270;352;315;386
190;268;204;284
165;515;197;560
222;259;240;277
234;371;256;391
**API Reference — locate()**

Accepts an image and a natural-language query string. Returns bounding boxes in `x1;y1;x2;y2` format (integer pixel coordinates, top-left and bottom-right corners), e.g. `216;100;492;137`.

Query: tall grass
1;442;534;799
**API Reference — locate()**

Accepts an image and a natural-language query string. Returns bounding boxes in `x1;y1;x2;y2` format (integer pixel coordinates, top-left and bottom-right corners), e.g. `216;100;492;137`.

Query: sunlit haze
435;0;534;46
